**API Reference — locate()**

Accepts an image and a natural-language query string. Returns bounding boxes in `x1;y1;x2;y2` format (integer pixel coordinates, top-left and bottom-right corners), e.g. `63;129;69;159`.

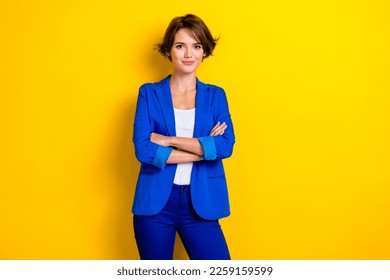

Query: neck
170;72;197;92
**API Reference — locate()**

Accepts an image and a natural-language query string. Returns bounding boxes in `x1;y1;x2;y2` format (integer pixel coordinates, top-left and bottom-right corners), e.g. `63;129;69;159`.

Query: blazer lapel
155;76;210;138
155;76;176;136
193;78;210;138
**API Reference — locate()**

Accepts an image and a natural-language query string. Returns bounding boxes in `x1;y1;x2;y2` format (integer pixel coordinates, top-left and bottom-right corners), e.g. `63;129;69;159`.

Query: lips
182;61;195;66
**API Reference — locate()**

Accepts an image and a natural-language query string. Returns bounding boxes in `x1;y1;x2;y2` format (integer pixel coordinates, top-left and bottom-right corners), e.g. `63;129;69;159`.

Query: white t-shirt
173;108;195;185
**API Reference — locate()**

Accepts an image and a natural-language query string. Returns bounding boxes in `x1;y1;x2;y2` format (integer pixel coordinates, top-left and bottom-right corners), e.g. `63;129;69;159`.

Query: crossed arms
150;121;227;164
133;85;235;170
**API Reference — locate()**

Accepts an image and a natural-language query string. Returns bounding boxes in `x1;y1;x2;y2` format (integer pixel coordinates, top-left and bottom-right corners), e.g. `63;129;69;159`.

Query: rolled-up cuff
152;146;173;169
198;136;217;160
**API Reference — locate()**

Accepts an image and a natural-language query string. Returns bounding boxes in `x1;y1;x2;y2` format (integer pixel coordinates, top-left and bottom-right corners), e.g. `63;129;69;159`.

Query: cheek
198;50;205;59
171;48;182;58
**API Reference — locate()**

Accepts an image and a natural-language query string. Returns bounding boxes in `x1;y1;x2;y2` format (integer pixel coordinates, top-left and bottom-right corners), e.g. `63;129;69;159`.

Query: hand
209;121;227;136
150;132;171;147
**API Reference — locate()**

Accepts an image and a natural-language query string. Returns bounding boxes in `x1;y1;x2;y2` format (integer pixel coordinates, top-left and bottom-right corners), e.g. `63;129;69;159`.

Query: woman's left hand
150;132;171;147
209;121;227;136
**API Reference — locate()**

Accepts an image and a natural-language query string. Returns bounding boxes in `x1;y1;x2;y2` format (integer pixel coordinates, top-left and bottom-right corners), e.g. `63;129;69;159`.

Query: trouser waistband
173;184;190;188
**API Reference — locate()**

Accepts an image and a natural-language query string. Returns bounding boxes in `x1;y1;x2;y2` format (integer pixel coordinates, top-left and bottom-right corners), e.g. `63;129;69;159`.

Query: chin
175;67;198;75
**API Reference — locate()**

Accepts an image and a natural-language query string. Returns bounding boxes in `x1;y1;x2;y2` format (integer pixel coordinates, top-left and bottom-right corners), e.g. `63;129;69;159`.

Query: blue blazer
132;75;235;220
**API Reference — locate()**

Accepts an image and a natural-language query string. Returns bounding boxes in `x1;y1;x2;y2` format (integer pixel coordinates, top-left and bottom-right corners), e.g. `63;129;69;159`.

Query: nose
184;47;192;58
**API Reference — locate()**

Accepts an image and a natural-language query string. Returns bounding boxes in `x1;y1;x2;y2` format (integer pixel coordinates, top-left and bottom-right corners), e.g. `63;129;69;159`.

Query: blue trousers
133;184;230;260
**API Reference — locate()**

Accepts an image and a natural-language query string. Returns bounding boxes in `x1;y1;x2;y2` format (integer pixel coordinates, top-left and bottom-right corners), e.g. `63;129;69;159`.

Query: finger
214;123;227;131
215;123;227;135
210;128;222;136
210;122;220;134
209;125;220;135
213;123;226;134
209;122;228;136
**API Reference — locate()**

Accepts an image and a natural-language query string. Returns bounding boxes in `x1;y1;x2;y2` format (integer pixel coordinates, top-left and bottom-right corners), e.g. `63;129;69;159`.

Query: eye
194;44;202;49
175;44;183;49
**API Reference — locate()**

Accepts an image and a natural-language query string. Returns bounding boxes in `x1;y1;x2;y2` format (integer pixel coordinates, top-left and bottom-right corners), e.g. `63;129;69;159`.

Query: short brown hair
157;14;218;61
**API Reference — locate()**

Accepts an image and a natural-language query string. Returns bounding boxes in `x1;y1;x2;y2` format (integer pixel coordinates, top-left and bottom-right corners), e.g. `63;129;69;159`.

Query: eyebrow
174;41;201;45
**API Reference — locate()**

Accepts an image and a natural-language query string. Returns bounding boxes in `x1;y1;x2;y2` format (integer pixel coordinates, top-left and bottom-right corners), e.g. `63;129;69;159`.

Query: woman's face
170;28;204;75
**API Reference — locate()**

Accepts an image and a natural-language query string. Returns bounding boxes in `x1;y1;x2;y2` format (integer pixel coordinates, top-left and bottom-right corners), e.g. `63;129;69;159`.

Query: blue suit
132;75;235;220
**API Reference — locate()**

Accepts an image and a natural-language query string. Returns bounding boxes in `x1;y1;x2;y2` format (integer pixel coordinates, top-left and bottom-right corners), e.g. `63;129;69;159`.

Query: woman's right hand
209;121;227;136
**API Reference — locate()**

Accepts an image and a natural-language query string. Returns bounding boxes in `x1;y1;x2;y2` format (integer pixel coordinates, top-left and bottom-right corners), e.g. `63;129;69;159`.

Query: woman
132;14;235;260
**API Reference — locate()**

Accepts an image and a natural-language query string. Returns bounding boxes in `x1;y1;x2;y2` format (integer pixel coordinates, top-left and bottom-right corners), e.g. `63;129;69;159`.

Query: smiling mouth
182;61;195;65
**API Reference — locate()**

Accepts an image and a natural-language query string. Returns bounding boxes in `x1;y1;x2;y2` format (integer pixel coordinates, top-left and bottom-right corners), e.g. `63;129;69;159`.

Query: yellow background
1;0;389;259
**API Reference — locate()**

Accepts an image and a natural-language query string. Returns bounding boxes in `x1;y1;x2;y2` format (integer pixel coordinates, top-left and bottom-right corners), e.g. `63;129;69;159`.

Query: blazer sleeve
132;85;172;169
198;87;235;160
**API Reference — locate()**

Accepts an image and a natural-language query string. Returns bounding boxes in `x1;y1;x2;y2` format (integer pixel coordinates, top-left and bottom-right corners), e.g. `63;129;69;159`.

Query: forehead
174;28;200;43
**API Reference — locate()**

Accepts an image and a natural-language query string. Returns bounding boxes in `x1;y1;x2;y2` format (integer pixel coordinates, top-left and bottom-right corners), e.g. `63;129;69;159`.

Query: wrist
168;136;175;147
